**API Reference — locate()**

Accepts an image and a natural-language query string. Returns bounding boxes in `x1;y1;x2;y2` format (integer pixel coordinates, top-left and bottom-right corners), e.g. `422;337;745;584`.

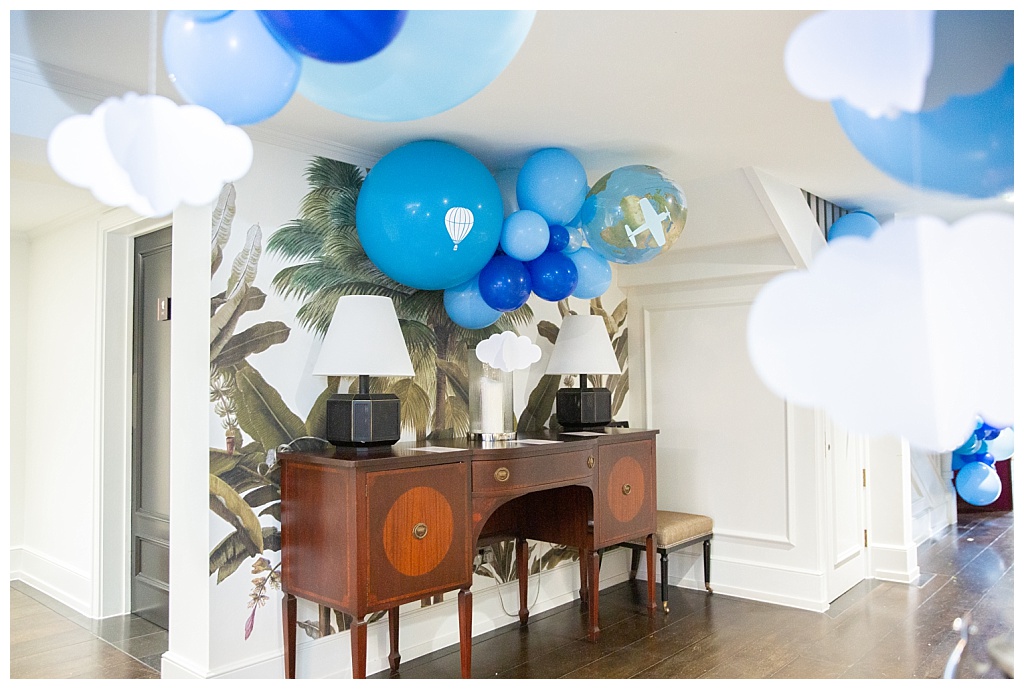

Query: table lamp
545;314;621;429
313;295;415;447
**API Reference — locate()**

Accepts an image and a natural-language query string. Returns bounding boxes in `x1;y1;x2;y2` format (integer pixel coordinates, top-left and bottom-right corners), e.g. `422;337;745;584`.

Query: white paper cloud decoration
747;213;1013;452
475;331;542;373
48;93;253;217
784;10;936;118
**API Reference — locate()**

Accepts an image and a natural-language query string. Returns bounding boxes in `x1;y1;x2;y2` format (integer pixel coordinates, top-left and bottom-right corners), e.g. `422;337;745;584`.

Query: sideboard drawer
472;449;594;494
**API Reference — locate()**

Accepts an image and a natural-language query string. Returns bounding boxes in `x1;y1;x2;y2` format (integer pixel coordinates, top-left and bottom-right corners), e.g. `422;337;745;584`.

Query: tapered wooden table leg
283;593;296;678
388;607;401;672
350;616;367;679
578;548;589;610
516;537;530;625
588;549;600;641
458;588;473;679
646;534;658;614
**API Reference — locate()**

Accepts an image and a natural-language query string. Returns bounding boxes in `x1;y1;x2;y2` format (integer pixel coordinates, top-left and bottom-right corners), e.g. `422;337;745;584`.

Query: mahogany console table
279;427;659;679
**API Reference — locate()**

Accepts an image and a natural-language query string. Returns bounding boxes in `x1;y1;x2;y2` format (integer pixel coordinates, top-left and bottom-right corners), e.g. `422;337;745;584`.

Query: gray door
131;227;172;629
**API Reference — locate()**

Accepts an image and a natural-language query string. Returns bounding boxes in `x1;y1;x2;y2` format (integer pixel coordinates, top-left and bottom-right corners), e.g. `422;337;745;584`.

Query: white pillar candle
479;377;505;433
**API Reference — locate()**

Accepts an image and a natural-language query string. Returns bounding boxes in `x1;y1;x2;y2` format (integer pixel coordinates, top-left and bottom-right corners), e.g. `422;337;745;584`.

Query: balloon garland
951;419;1013;506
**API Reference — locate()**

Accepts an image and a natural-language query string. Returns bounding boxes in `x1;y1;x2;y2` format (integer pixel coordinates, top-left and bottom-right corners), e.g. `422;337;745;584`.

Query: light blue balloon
563;224;585;254
444;275;501;330
955;461;1002;506
500;210;549;262
568;247;612;299
953;434;983;456
987;427;1014;461
516;148;589;226
163;10;301;125
832;64;1013;199
356;140;503;291
298;10;535;121
828;211;881;242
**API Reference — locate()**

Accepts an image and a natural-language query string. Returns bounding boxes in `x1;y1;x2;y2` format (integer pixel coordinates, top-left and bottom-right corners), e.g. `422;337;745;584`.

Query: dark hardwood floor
9;511;1012;680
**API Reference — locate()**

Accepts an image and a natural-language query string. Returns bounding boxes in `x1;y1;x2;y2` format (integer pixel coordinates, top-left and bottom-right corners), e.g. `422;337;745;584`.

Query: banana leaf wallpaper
208;157;629;642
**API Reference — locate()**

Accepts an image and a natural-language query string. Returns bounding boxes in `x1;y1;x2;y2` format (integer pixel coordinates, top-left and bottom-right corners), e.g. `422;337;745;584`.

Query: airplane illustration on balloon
624;197;670;247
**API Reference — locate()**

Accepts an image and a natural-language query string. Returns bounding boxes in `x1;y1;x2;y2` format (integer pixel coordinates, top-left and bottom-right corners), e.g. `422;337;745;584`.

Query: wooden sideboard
279;427;659;679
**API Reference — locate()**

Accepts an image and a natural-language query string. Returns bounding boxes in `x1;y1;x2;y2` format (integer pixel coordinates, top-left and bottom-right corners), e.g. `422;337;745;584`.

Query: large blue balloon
516;148;589;226
298;10;535;121
567;246;612;299
832;64;1013;199
163;10;301;125
356;141;502;291
828;211;881;242
526;251;578;302
444;275;501;330
500;210;549;262
478;254;532;312
955;461;1002;506
257;10;407;63
581;165;688;264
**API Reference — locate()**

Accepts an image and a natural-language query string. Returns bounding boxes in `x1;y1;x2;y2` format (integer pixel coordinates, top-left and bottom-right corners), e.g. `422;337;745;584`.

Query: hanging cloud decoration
747;213;1013;452
475;331;542;373
784;10;936;118
48;93;253;217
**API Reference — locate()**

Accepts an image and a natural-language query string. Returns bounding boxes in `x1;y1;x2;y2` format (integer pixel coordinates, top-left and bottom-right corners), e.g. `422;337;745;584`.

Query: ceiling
8;9;1013;236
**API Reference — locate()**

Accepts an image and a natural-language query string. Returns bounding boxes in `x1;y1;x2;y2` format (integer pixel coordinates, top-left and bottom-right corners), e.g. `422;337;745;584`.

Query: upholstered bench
623;511;713;613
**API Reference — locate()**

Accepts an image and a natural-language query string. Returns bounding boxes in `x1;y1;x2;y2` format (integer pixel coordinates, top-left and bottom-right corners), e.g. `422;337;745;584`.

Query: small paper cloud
747;213;1013;452
48;93;252;217
784;10;935;118
475;331;542;373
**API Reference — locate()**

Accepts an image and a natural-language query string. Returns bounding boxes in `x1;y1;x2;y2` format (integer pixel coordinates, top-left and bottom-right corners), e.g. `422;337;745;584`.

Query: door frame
94;209;170;618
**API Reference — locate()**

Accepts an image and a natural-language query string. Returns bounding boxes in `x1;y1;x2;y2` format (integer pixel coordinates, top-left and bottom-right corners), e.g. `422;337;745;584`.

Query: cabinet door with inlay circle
595;440;656;546
365;462;470;609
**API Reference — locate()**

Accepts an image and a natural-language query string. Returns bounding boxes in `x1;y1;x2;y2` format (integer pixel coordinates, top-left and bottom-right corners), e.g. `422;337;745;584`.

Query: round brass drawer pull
412;523;428;540
587;456;595;469
494;467;510;482
622;483;632;496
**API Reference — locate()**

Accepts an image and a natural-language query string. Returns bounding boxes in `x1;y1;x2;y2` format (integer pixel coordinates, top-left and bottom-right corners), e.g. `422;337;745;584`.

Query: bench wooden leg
660;548;670;613
703;538;713;593
516;537;530;625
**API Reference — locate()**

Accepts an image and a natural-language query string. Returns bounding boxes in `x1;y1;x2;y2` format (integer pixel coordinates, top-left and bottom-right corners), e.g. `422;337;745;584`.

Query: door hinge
864;529;868;547
862;469;867;487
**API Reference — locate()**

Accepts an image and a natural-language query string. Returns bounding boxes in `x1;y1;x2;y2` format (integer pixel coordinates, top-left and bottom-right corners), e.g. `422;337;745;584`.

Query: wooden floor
9;511;1013;680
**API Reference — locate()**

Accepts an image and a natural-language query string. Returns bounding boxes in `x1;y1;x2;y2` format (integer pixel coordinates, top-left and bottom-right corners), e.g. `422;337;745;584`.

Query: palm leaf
435;357;468;405
211;183;235;276
226;223;262;301
231;361;306;451
518;374;561;432
212;321;291;370
210;474;264;553
388;378;431;436
537;320;560;345
210;286;269;361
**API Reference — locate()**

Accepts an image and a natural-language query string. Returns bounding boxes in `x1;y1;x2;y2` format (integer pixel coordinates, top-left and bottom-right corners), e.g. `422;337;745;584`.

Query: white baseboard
870;543;921;584
9;546;92;617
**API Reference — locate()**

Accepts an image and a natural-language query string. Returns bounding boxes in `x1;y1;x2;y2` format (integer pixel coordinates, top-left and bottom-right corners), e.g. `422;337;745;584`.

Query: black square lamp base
325;393;401;447
556;387;612;429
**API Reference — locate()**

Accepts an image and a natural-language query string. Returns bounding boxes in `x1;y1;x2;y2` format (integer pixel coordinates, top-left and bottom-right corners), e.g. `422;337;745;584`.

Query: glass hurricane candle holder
468;346;514;441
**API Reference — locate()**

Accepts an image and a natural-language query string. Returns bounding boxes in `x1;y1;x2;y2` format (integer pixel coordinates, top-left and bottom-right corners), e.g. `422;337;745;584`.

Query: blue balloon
444;275;501;330
828;211;881;242
298;10;535;121
987;427;1014;461
832;64;1013;199
180;10;233;22
567;247;612;300
563;224;585;254
517;148;588;226
500;210;549;262
163;10;301;125
478;254;532;312
356;141;503;291
526;251;578;302
257;10;407;63
547;224;570;253
955;461;1002;506
971;452;996;466
581;165;688;264
954;434;983;456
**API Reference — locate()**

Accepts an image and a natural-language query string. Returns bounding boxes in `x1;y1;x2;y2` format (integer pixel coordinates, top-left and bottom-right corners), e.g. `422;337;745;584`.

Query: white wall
9;234;30;562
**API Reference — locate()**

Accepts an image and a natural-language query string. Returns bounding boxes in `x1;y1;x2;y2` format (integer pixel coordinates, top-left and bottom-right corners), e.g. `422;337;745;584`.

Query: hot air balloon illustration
445;206;475;250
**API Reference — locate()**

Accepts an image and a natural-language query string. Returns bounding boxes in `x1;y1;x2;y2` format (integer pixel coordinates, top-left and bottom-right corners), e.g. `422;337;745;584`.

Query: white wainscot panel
646;301;791;546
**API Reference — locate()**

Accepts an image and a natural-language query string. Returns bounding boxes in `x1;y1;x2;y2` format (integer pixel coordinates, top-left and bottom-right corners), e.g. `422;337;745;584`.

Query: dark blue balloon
832;64;1013;199
546;224;570;253
951;453;968;472
478;254;531;312
526;251;578;302
257;10;407;63
971;452;996;466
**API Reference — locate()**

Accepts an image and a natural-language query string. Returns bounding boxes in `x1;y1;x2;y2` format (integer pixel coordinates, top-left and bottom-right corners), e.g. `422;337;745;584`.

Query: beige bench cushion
628;511;713;548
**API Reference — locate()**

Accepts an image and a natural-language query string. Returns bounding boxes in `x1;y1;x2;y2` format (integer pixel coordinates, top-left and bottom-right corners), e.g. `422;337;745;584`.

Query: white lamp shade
312;295;415;377
546;314;621;375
